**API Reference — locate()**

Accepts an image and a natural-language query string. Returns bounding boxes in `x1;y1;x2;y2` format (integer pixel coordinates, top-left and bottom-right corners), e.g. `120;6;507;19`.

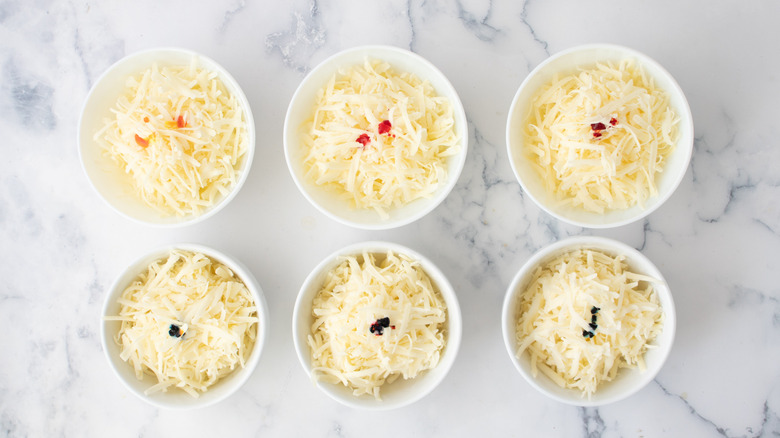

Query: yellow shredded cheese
94;60;249;217
308;251;447;399
302;59;459;219
523;59;679;213
107;250;258;397
515;249;663;397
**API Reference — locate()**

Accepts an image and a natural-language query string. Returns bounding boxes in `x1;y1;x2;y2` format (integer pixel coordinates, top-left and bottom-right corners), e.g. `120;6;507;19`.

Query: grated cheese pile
94;60;249;217
307;251;447;399
302;59;459;219
523;59;679;213
514;249;663;397
107;250;258;397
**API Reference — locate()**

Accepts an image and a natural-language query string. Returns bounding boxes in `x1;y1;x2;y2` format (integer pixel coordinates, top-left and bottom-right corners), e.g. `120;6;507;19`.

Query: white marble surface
1;0;779;436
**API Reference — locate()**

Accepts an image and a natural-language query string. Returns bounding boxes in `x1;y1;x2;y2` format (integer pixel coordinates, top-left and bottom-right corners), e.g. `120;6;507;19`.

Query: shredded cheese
515;249;663;397
94;59;249;217
302;59;459;219
307;251;447;399
107;250;258;397
523;59;679;213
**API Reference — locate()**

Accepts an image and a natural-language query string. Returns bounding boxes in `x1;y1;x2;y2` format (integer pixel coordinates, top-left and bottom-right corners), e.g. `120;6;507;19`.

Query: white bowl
506;44;694;228
292;241;462;410
79;47;255;227
101;243;269;410
501;236;676;406
284;45;468;230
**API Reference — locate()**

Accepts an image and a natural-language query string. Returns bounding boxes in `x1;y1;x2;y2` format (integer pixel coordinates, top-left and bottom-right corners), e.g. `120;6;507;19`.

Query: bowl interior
284;46;468;230
506;44;693;228
293;241;462;409
501;237;676;406
101;244;268;409
79;48;255;227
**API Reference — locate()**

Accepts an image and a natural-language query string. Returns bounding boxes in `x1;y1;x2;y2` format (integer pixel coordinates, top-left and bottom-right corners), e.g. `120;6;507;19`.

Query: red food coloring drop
591;121;608;138
143;116;150;123
356;133;371;147
378;119;392;135
610;117;618;126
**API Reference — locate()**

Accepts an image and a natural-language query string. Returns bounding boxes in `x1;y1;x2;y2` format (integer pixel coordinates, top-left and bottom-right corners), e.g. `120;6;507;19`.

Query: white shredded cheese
515;249;663;397
107;250;258;397
307;251;447;399
302;59;459;219
523;59;679;213
94;59;249;217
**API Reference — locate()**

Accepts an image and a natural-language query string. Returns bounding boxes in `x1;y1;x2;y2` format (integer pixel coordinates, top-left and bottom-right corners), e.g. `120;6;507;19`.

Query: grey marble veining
1;0;779;436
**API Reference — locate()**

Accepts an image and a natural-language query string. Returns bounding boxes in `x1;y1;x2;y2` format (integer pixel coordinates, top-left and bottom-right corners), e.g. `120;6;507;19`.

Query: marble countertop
2;1;779;436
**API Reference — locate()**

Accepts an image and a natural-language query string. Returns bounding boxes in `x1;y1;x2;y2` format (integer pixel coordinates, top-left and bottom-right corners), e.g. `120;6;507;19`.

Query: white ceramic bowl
292;241;462;410
501;236;676;406
79;47;255;227
284;45;468;230
101;243;269;410
506;44;694;228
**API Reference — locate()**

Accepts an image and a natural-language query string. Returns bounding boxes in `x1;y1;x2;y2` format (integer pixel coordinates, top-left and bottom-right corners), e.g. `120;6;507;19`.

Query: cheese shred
308;251;447;399
523;59;679;213
94;60;249;217
108;250;258;397
302;59;459;218
515;249;663;397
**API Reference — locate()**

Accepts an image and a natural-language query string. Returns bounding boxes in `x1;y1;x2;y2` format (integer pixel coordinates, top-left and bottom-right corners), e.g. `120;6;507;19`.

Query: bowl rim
78;47;256;228
292;240;463;410
283;44;468;230
505;43;694;228
100;243;269;410
501;236;677;406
